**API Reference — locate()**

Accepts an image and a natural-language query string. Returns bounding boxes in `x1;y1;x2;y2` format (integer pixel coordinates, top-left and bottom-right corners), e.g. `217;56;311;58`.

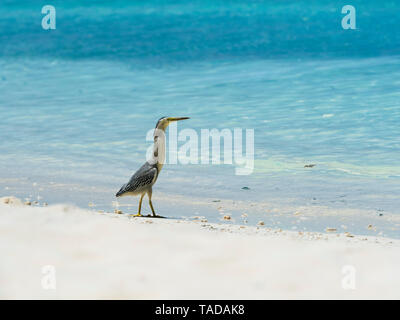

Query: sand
0;196;399;299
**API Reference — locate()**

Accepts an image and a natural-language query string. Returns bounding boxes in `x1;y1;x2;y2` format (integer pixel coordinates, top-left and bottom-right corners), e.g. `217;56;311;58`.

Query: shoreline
1;175;399;239
1;196;399;299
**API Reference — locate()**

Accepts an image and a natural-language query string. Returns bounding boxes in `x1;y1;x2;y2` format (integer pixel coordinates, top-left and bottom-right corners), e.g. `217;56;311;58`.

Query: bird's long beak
167;117;190;122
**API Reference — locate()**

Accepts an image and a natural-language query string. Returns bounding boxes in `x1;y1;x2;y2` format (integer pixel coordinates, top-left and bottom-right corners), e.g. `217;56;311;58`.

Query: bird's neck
151;129;166;172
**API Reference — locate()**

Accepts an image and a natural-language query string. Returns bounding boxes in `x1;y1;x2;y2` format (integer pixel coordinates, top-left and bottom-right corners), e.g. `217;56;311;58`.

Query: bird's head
155;116;190;131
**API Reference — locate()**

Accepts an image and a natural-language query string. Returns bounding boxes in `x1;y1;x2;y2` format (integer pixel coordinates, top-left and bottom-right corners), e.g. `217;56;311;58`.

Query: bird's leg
149;200;156;217
147;189;157;217
131;193;144;217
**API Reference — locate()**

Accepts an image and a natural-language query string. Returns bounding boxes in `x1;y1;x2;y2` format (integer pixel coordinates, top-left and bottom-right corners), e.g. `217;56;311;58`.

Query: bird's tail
115;184;127;197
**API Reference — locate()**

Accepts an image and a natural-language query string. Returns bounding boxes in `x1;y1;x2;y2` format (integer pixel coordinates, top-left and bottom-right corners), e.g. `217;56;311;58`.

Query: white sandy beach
0;196;399;300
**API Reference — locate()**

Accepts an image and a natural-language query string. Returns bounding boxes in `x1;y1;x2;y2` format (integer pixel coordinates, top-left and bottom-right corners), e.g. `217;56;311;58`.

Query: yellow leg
148;189;156;217
149;199;156;217
130;193;144;217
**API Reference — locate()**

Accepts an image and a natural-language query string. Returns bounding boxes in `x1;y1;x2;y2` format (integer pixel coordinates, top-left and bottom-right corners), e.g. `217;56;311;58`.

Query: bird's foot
129;213;143;217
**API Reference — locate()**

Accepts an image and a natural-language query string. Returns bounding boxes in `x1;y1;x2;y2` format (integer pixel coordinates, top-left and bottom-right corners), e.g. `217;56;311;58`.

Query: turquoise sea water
0;1;399;237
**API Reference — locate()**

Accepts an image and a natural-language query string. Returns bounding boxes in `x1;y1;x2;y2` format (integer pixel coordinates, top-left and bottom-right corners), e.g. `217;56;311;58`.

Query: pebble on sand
114;209;123;214
258;221;265;226
1;196;24;207
326;228;337;232
223;215;231;220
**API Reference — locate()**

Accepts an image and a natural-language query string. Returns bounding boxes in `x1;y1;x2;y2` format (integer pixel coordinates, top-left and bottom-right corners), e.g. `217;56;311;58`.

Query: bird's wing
116;163;157;196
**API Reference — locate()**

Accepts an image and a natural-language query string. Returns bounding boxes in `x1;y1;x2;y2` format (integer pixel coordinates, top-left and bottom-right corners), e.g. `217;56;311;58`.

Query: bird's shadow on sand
126;214;175;219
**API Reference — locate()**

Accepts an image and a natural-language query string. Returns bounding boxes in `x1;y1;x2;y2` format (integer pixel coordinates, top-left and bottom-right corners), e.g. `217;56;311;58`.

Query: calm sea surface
1;1;399;237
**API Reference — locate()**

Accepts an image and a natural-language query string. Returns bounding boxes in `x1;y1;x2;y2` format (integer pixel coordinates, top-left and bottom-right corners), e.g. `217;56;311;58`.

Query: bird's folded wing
122;165;157;193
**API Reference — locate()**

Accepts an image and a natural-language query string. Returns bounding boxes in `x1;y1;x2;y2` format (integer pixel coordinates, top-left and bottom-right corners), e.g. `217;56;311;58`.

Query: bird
116;117;190;217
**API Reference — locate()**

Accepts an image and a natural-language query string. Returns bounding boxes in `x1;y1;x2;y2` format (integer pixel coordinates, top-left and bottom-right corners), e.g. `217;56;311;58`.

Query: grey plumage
116;162;158;197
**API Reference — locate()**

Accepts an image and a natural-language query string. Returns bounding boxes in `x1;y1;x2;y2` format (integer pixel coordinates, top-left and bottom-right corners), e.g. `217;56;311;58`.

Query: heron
116;117;190;217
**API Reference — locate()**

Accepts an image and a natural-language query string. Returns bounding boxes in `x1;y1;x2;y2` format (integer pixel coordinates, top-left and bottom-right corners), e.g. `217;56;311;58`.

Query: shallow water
0;1;399;237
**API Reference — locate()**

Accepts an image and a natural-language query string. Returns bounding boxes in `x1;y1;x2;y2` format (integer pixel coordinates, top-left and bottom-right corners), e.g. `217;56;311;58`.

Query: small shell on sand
345;232;354;238
223;215;231;220
326;228;337;232
114;209;123;214
258;221;265;226
241;213;248;218
367;224;373;230
1;196;24;207
24;201;32;206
